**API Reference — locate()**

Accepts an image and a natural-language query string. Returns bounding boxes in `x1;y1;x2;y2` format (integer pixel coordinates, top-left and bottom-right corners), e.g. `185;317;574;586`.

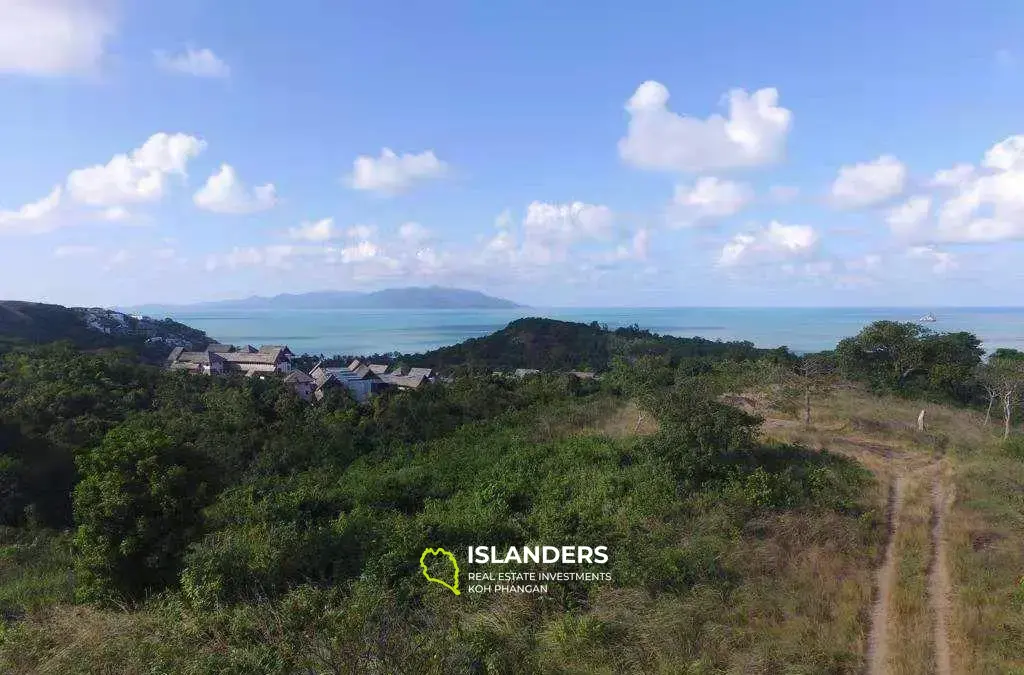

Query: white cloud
155;46;230;78
398;221;431;244
669;177;752;226
830;155;907;209
930;164;975;188
929;136;1024;242
346;224;376;240
618;81;792;172
886;196;931;237
348;148;447;194
53;245;97;258
717;221;818;267
106;249;131;267
194;164;277;214
906;246;957;273
846;253;882;272
0;0;115;76
0;186;63;234
289;218;336;242
632;228;650;260
494;209;514;229
519;201;614;264
68;133;206;207
207;245;298;271
99;206;131;222
339;241;380;263
982;135;1024;171
769;185;800;203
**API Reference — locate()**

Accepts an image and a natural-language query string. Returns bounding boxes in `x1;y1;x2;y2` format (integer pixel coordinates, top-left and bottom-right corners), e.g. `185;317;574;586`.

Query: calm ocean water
159;307;1024;357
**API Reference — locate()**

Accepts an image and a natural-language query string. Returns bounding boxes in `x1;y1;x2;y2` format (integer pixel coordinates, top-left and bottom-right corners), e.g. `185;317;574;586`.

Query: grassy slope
760;387;1024;675
1;394;882;674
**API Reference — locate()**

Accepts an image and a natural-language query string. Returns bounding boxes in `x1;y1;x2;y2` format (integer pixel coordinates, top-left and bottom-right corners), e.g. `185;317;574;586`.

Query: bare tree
976;364;1000;426
762;355;837;428
980;357;1024;439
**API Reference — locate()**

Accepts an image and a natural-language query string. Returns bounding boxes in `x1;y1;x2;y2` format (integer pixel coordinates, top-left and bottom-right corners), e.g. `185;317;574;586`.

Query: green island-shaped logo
420;547;461;595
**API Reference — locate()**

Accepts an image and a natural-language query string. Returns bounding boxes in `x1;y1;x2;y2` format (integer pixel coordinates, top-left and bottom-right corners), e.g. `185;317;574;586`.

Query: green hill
401;317;791;372
0;301;209;358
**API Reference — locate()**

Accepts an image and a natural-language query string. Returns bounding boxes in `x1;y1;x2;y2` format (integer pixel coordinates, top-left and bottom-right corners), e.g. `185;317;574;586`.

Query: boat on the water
919;313;937;323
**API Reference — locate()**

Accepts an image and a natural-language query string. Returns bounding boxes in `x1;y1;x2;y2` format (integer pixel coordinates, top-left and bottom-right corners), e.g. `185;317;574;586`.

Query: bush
72;419;217;602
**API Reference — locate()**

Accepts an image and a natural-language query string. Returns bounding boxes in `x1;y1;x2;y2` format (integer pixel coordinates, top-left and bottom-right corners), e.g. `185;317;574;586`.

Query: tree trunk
804;387;812;428
917;409;926;432
1004;391;1013;440
985;394;994;426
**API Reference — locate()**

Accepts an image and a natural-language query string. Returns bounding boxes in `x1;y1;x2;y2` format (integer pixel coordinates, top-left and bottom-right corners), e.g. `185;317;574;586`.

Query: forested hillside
0;301;208;358
319;317;793;374
0;318;1022;673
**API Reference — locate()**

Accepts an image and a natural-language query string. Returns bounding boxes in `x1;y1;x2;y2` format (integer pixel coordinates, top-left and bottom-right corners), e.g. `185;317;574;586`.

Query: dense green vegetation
0;301;207;359
0;316;1021;672
297;317;793;374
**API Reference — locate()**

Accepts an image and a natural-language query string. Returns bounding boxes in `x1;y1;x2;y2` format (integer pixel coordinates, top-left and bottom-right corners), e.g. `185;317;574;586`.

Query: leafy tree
73;419;217;601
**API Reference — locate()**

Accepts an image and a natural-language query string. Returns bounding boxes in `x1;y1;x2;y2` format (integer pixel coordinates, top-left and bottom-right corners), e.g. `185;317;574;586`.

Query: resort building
167;344;294;376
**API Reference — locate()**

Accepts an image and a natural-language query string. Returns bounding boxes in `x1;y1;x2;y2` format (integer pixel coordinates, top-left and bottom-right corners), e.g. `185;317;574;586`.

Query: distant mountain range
129;287;523;312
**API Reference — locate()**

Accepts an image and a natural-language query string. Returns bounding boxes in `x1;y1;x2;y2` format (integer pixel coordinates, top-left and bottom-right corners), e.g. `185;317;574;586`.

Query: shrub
72;419;216;602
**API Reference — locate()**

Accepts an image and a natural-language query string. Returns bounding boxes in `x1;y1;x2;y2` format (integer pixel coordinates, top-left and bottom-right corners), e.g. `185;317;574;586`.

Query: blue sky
3;1;1024;307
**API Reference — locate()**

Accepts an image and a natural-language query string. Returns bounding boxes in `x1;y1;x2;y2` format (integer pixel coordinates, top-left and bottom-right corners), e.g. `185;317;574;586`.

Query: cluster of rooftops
167;343;597;403
165;343;436;402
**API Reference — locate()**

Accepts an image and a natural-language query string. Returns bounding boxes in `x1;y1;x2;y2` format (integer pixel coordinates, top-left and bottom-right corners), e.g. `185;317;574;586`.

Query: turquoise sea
160;307;1024;357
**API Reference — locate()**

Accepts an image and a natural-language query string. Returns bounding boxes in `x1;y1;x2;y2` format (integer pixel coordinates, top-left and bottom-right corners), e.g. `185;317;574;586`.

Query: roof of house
218;351;284;365
514;368;541;377
324;366;381;382
406;367;434;379
367;363;389;375
314;373;344;390
380;373;426;389
207;343;233;353
569;371;596;379
347;359;362;371
284;370;315;384
168;361;202;372
167;346;185;362
174;350;213;364
261;345;294;356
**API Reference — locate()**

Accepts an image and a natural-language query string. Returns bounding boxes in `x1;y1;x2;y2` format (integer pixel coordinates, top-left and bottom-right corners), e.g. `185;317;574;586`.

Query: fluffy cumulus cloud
886;196;931;237
717;221;818;267
929;135;1024;242
830;155;907;209
0;186;63;234
288;218;337;242
194;164;277;214
930;164;975;188
618;81;792;172
517;201;614;264
68;133;207;207
0;0;115;75
155;46;230;78
348;148;447;194
669;177;752;226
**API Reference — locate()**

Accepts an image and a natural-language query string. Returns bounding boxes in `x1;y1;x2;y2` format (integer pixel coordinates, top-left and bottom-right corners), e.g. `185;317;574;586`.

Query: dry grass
887;470;935;674
754;385;1024;675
